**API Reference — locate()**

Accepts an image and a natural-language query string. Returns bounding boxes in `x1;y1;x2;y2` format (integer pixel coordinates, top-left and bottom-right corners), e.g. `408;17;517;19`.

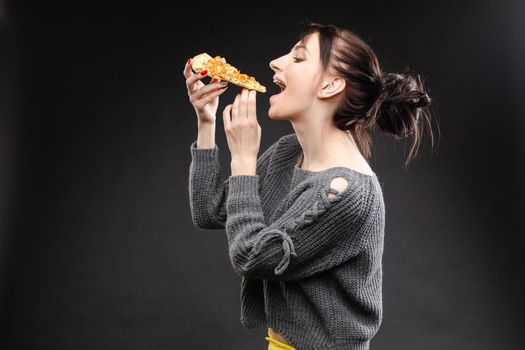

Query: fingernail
219;81;228;86
200;69;208;76
187;58;191;65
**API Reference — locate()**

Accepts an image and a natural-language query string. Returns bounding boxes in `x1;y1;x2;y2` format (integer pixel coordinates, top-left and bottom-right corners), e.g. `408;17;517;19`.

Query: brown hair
297;21;438;168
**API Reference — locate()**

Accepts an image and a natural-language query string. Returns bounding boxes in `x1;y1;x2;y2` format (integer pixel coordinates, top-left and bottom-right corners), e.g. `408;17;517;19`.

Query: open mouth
272;78;286;98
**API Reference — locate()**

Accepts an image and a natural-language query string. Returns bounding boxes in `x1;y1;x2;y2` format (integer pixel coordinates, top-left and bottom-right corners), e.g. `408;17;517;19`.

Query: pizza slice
191;53;266;93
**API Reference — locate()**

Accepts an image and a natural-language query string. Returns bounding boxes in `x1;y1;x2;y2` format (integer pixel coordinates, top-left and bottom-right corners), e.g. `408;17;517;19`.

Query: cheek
287;70;317;99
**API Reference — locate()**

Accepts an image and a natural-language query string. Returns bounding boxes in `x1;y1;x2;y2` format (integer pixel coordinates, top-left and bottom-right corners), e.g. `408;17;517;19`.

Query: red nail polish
200;69;208;76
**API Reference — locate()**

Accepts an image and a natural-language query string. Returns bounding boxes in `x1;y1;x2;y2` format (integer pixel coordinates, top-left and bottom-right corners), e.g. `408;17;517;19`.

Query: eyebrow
292;44;310;54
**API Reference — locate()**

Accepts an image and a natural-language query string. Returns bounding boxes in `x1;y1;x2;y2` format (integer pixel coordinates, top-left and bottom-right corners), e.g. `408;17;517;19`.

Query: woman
185;22;435;350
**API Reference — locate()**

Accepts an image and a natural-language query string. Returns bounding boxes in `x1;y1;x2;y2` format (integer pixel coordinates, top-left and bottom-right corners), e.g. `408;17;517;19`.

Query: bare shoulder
340;155;375;177
327;176;349;198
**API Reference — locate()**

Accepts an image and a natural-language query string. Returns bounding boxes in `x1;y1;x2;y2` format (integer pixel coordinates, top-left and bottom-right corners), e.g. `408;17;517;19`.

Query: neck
291;107;360;171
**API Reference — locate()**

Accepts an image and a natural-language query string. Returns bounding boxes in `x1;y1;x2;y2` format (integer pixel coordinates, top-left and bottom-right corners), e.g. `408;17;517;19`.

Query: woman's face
268;32;326;120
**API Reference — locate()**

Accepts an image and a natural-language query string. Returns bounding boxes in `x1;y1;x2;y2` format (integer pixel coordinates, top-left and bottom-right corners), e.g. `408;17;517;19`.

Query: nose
269;58;280;73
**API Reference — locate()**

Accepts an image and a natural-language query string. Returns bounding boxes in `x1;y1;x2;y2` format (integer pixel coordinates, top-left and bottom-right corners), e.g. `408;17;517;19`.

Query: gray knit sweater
188;133;385;350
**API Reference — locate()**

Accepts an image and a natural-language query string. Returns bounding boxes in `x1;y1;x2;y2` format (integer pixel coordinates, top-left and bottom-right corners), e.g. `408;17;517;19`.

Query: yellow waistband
265;330;296;350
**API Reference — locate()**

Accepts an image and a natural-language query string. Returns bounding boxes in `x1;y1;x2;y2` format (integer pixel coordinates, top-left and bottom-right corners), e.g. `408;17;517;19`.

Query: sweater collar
283;133;377;180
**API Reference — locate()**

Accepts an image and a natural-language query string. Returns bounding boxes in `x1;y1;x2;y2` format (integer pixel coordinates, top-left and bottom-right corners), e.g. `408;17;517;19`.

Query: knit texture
188;133;385;350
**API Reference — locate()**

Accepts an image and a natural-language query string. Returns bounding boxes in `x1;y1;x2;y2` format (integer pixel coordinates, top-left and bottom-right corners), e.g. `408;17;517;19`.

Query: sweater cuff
190;140;219;160
227;175;260;197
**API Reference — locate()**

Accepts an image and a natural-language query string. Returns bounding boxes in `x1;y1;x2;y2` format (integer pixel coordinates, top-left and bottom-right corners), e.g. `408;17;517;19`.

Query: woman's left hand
223;88;261;176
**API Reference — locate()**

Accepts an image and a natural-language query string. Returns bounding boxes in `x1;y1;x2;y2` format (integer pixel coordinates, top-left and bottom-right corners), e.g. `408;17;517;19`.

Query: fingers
191;81;229;101
183;58;193;79
231;92;241;123
247;90;257;121
239;88;249;120
186;70;210;91
223;104;233;130
229;89;256;123
193;85;229;110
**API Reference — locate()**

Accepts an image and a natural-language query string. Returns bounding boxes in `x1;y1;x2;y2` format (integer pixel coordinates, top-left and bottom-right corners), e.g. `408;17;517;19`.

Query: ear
317;77;346;99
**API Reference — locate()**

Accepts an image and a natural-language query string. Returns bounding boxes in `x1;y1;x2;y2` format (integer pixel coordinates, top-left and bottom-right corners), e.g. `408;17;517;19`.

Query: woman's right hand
183;57;229;124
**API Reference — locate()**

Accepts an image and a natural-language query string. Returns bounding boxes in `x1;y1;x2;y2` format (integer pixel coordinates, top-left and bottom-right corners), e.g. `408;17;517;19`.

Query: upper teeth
273;79;286;90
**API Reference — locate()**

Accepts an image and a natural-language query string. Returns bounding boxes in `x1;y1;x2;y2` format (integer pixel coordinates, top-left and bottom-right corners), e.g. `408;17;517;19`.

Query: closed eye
292;57;304;63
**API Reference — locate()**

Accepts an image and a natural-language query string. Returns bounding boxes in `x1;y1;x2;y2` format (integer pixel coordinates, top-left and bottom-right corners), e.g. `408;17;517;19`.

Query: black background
1;0;524;349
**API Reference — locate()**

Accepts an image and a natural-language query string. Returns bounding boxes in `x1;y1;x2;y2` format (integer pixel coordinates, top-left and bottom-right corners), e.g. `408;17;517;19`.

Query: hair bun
375;71;431;139
415;92;431;108
379;72;431;110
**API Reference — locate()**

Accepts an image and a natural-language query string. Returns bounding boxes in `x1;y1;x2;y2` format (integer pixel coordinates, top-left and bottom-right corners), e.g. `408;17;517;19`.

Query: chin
268;107;277;119
268;106;287;120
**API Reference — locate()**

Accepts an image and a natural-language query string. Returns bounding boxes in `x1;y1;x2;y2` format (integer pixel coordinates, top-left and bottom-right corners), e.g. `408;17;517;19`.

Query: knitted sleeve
188;140;278;230
225;174;368;281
